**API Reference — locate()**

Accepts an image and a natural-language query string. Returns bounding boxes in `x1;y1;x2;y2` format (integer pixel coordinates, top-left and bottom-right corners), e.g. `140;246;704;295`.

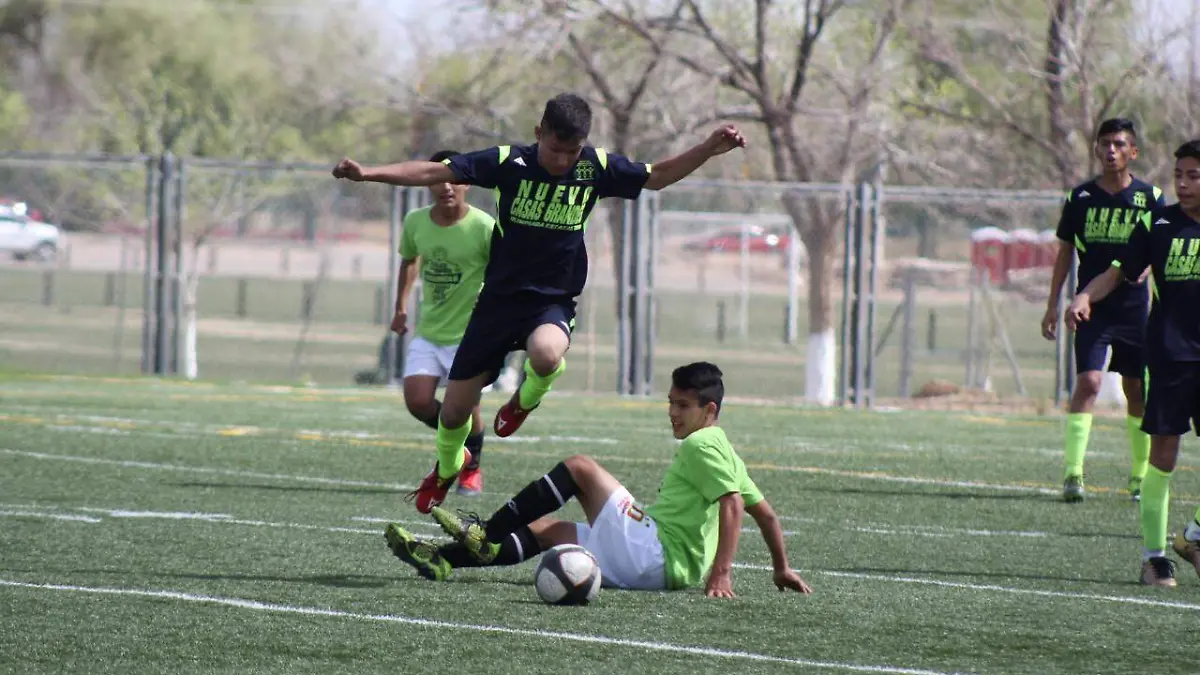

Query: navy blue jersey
1055;177;1164;319
444;144;650;298
1117;204;1200;362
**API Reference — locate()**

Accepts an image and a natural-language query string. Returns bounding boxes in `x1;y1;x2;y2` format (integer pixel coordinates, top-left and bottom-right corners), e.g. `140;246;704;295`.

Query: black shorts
1143;361;1200;437
1073;315;1145;377
448;293;577;384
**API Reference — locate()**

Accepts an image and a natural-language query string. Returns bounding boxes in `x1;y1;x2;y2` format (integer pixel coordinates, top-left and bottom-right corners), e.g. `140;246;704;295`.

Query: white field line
730;564;1200;612
0;449;415;491
0;509;102;523
4;502;1186;614
1;444;1064;498
0;504;443;536
0;578;954;675
0;502;1057;544
2;410;623;445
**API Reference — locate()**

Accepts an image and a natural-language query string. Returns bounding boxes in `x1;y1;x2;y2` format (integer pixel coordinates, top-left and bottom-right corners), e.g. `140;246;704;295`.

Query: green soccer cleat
1128;476;1143;503
430;506;500;564
384;523;452;581
1063;475;1085;503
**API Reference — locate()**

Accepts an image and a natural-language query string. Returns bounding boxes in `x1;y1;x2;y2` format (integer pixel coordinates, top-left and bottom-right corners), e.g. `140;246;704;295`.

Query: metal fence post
155;153;175;376
141;157;158;374
838;189;855;405
172;157;186;377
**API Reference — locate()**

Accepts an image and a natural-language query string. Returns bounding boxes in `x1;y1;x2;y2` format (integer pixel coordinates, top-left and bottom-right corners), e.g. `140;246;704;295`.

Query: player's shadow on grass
166;481;408;496
802;485;1040;501
839;565;1119;587
156;571;395;589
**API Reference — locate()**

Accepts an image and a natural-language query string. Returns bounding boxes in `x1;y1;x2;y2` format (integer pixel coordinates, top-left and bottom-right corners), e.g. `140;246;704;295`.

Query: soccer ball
534;544;601;605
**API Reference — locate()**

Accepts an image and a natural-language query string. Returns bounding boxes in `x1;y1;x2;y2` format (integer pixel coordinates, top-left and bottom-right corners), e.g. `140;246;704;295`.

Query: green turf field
0;373;1194;674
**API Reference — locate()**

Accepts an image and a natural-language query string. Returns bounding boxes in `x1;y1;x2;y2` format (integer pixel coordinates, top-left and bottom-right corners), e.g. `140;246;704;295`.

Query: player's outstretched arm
704;492;744;598
746;499;813;594
332;158;456;186
644;125;746;191
1065;264;1124;331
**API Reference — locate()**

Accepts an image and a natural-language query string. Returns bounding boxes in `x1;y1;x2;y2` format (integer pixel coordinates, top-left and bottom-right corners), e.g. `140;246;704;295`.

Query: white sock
1184;520;1200;543
1143;548;1166;562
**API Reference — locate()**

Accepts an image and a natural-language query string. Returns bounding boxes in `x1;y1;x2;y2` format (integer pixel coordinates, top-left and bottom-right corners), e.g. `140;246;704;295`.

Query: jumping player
334;92;746;513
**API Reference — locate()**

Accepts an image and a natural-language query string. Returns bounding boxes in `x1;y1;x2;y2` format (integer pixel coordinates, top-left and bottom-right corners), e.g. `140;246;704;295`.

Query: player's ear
534;125;543;142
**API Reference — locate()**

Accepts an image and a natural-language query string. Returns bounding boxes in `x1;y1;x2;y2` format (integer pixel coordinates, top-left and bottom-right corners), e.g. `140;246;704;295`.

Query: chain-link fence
876;186;1064;402
0;152;1077;405
0;155;153;377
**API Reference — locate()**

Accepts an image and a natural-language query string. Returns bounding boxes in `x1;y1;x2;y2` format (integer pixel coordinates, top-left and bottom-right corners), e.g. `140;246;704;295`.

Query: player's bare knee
526;347;563;376
563;454;598;481
1150;438;1180;472
1074;372;1104;400
439;400;473;428
405;397;437;421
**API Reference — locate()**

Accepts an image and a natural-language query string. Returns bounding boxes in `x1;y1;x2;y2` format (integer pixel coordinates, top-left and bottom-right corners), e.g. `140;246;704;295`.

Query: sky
367;0;1198;68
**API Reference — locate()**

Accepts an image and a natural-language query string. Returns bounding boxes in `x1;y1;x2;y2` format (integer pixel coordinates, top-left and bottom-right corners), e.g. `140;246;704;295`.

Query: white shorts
402;337;458;385
574;486;666;591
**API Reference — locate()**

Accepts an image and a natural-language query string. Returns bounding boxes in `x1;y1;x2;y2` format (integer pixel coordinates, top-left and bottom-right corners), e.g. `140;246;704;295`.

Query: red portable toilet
1038;229;1059;267
1007;228;1040;272
970;227;1010;285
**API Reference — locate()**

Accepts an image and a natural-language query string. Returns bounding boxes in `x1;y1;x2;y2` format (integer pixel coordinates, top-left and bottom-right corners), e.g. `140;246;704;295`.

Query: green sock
1140;466;1172;553
1126;416;1150;480
1063;412;1092;479
518;358;565;411
435;418;471;480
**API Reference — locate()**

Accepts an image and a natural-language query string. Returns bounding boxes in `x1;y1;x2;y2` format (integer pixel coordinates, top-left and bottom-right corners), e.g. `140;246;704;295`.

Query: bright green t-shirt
399;205;494;345
645;426;763;590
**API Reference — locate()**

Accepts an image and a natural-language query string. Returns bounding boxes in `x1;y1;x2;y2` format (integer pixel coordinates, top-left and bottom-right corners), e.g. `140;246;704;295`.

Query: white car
0;203;59;262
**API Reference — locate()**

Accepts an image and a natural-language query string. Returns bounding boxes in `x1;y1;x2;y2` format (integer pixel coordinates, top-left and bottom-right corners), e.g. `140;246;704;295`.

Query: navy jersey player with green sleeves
1041;118;1165;504
1067;139;1200;587
332;92;747;514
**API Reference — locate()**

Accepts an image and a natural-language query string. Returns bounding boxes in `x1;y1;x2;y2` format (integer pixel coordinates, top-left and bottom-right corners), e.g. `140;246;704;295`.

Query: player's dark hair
540;93;591;141
1175;140;1200;163
671;362;724;413
428;150;460;163
1096;118;1137;142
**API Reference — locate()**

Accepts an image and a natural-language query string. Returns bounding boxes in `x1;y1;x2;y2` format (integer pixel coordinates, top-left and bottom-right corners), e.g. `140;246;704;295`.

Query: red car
683;226;792;253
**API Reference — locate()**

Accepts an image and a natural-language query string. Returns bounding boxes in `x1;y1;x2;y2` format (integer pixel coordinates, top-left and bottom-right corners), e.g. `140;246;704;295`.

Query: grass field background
1;373;1196;674
0;265;1056;401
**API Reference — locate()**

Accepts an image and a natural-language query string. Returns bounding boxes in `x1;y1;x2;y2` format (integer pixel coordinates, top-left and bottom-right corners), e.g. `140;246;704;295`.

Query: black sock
484;462;578;542
464;432;484;468
438;526;542;568
415;400;442;431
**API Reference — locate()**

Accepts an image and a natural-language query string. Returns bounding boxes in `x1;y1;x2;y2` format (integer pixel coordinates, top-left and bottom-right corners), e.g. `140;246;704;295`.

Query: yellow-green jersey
646;426;763;590
399;205;494;346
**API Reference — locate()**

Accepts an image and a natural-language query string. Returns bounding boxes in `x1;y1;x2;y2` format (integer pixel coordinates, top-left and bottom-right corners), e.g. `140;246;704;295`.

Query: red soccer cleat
406;449;472;514
493;393;537;438
456;464;484;496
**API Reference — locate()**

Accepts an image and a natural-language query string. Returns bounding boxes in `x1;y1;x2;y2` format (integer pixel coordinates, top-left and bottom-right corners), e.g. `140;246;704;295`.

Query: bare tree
586;0;910;404
905;0;1185;189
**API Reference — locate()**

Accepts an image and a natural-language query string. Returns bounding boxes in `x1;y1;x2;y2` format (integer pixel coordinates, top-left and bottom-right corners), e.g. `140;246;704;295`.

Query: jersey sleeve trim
595;147;609;169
